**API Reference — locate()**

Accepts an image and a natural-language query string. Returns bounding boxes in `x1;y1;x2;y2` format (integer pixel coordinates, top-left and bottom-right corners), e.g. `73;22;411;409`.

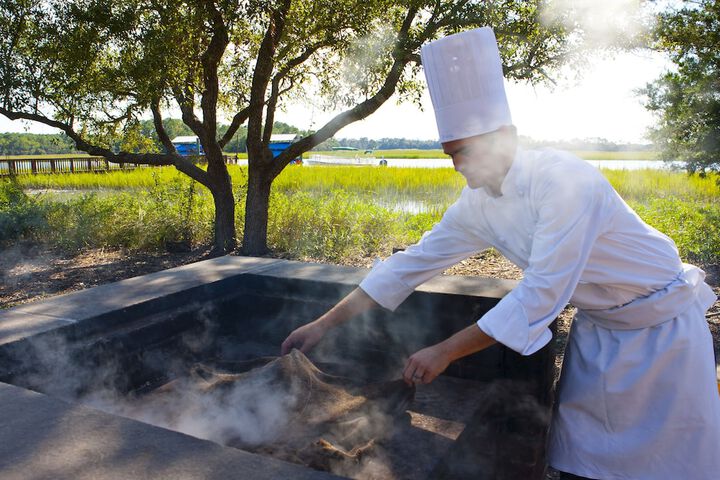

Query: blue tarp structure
171;136;203;156
269;134;301;163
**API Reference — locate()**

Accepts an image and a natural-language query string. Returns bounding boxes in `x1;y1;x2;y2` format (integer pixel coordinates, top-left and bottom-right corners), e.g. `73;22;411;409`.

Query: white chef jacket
359;148;720;479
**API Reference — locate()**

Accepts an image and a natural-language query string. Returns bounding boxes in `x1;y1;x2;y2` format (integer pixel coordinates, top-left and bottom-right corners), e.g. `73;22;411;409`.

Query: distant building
331;146;358;151
269;134;301;164
171;136;203;156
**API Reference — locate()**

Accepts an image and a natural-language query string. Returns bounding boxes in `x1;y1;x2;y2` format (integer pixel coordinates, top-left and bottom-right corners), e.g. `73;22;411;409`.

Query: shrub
0;178;48;245
41;175;214;251
267;190;403;261
631;197;720;264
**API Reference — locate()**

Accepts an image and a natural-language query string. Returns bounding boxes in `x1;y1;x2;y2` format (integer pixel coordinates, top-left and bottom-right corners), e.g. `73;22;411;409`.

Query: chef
281;27;720;479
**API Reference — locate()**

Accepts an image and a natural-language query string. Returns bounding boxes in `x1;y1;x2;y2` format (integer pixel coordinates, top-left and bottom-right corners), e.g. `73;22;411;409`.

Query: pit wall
0;255;554;480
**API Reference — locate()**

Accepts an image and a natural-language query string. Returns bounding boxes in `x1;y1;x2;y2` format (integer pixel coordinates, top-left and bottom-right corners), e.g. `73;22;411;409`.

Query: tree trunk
241;163;273;256
205;150;237;254
211;181;236;254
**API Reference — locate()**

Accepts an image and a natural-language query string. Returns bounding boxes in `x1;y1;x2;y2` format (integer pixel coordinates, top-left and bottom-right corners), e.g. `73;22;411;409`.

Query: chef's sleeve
359;199;488;311
477;163;613;355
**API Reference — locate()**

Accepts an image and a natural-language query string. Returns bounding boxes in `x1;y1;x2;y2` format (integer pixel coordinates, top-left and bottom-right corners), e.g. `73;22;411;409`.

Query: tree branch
273;6;420;176
172;85;205;137
275;40;327;82
262;78;281;145
246;0;292;162
0;106;210;186
248;40;327;151
219;76;299;150
150;97;178;154
218;106;250;148
199;0;229;144
95;108;133;126
428;0;473;32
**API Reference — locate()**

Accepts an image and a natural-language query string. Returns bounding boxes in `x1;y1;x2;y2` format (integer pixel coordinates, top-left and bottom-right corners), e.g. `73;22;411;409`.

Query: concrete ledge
0;255;517;346
252;260;518;299
0;382;341;480
0;256;282;345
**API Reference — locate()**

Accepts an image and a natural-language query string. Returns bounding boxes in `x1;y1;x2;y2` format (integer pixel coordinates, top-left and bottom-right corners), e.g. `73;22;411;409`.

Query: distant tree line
0;133;77;155
317;137;442;150
0;126;655;156
0;121;306;155
323;136;654;152
518;136;656;152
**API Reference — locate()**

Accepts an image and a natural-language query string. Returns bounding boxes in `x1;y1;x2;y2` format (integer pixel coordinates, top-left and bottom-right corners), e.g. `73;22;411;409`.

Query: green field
3;164;718;265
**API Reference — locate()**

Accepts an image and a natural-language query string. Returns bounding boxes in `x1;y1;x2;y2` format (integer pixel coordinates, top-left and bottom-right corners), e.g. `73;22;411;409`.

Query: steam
85;303;302;448
87;365;300;447
541;0;655;50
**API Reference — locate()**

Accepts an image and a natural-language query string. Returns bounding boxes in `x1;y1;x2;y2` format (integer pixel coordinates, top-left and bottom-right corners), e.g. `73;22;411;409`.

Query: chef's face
442;126;517;195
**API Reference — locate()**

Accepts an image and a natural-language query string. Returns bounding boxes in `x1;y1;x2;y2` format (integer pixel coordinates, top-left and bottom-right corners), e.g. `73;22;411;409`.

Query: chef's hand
281;321;326;355
403;344;451;386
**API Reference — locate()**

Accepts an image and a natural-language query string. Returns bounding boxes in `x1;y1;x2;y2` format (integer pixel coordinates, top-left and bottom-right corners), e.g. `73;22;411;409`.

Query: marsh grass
3;165;719;264
16;167;184;190
630;198;720;264
15;165;466;207
2;174;215;251
603;169;720;202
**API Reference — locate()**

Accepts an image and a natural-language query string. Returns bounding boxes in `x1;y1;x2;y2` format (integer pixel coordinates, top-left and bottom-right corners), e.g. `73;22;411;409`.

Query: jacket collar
475;146;524;199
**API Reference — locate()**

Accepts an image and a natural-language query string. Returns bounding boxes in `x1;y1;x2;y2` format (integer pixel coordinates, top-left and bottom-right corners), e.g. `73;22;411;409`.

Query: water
377;198;442;214
584;159;683;170
307;157;681;170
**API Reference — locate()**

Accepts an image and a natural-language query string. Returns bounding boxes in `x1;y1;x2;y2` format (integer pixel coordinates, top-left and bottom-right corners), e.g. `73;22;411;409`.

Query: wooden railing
0;155;242;176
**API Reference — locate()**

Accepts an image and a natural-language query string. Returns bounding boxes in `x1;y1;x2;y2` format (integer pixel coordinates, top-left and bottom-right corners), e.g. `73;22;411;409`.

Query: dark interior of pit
0;273;554;480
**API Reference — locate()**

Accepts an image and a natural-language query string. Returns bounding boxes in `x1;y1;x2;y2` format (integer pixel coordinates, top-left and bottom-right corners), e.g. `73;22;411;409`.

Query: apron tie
578;263;717;330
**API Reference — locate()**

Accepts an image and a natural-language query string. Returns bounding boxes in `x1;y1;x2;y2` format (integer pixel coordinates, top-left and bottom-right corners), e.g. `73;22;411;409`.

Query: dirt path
0;244;213;309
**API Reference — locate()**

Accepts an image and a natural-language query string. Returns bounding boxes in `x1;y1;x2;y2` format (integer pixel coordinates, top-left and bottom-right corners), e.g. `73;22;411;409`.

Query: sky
0;48;670;144
0;1;673;145
274;49;672;144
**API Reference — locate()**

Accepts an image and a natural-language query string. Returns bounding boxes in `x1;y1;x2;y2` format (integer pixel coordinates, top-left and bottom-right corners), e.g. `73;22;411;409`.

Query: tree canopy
1;0;575;254
643;0;720;174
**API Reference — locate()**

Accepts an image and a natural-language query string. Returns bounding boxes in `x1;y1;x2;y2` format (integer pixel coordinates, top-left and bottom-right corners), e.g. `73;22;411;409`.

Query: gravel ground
0;244;213;309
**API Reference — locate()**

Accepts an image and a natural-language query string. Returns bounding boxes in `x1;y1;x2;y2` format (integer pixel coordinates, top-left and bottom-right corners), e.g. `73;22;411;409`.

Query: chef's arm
403;324;497;385
280;287;378;355
316;287;379;329
439;324;498;362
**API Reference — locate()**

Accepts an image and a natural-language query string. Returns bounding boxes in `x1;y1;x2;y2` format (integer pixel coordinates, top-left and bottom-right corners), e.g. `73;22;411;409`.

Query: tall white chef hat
421;27;512;143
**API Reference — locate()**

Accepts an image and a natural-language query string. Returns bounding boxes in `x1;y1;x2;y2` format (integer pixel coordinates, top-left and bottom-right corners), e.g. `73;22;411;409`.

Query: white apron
548;264;720;480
